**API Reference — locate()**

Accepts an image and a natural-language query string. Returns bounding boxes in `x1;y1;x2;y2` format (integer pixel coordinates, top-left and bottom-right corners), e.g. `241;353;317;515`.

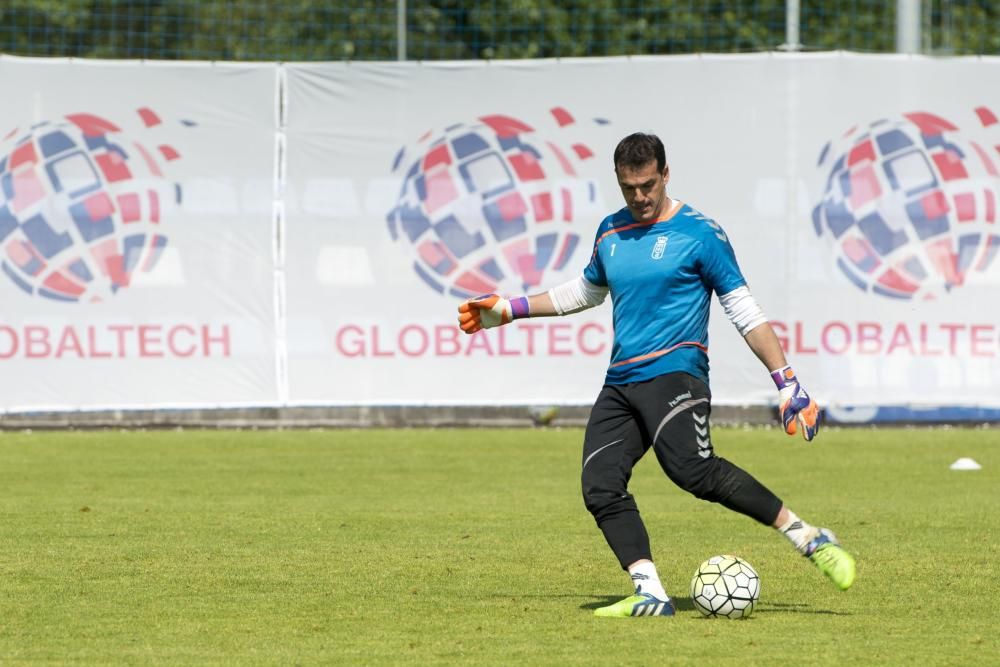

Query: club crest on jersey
651;236;668;259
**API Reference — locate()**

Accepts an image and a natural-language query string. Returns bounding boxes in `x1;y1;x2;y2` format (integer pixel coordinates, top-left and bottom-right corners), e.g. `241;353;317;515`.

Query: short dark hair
613;132;666;173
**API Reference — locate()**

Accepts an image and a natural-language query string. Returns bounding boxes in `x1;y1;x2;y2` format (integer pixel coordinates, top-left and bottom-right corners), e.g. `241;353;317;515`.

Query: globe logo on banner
0;109;187;303
812;109;1000;299
387;107;606;298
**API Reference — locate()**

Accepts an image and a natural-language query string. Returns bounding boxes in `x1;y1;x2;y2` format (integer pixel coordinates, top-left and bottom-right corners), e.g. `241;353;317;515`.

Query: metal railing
0;1;995;62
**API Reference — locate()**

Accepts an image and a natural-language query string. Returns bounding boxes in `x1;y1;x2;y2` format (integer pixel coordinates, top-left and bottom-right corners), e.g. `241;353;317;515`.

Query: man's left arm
718;288;821;441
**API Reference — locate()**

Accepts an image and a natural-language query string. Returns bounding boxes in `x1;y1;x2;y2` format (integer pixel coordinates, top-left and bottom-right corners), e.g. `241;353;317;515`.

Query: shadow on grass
579;596;851;615
756;601;851;615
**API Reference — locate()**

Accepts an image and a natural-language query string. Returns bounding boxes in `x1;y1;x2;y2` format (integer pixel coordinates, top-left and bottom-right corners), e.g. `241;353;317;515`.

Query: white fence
2;53;999;422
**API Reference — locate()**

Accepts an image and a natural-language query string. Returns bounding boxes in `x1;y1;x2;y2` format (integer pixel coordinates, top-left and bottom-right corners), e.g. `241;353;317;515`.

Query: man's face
616;160;669;223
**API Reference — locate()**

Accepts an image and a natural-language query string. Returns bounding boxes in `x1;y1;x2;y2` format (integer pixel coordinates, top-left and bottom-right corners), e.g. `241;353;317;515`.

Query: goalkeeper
457;132;855;618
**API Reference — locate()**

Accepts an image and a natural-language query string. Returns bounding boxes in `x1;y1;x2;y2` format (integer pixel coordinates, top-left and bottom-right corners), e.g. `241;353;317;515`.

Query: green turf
0;426;997;665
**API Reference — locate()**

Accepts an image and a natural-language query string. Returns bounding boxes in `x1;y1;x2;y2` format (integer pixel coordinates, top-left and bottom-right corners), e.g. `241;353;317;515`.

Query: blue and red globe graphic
813;109;1000;299
387;107;605;298
0;109;183;303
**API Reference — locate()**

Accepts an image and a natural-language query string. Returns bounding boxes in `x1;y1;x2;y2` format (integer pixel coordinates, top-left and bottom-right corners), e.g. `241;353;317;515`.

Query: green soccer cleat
594;592;675;617
805;528;856;591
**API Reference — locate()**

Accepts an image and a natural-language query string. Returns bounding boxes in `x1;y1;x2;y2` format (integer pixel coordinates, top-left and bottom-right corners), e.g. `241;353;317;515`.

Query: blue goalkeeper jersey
583;202;747;387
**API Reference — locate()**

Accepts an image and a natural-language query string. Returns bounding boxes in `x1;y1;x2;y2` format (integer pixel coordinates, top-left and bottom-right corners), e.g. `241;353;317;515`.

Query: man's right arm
457;276;608;334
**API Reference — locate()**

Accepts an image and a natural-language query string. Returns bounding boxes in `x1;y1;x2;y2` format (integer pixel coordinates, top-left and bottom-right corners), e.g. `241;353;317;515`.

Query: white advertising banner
283;54;1000;411
4;54;1000;414
0;58;280;410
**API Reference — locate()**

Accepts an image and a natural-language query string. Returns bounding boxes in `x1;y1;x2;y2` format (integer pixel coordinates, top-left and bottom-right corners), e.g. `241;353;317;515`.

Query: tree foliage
0;1;996;61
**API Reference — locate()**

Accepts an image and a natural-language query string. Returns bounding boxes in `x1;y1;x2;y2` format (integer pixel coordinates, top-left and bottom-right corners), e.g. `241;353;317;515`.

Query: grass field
1;426;997;665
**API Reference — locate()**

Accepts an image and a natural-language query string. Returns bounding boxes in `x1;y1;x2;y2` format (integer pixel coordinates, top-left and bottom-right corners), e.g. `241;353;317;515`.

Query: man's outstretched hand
457;294;513;334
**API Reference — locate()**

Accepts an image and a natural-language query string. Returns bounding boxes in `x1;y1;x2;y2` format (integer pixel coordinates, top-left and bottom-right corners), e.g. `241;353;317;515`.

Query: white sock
628;561;669;600
777;510;821;555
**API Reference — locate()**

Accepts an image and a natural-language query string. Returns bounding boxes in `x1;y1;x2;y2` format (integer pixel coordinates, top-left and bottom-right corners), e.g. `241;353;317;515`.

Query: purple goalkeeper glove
771;366;820;442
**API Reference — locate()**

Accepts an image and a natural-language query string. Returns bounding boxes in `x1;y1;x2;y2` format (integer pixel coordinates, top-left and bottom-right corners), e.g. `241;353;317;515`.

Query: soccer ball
690;555;760;619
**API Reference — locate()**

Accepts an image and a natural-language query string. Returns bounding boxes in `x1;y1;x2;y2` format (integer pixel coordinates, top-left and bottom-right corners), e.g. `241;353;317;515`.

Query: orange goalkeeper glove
771;366;820;441
457;294;529;334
